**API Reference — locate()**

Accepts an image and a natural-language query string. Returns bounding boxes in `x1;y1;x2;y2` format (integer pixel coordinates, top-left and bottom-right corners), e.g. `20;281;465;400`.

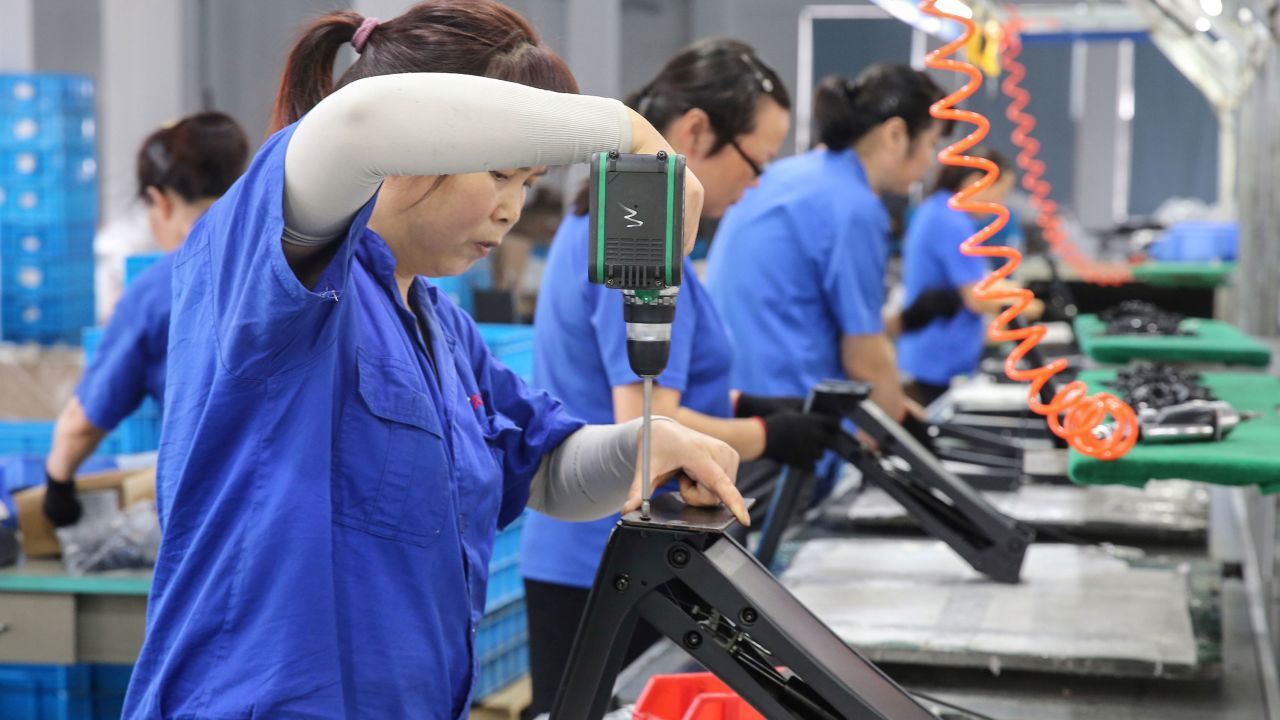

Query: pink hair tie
352;17;380;54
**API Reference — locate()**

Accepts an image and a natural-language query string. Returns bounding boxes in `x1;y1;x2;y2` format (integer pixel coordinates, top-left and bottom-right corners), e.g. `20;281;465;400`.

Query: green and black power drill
587;150;686;520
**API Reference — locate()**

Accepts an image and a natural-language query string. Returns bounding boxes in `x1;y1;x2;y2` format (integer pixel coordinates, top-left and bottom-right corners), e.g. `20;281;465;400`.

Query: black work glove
735;393;805;419
760;412;843;468
42;472;83;528
899;413;936;453
900;288;963;332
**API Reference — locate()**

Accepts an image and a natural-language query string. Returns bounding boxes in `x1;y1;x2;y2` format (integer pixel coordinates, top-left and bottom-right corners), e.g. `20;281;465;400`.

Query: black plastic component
622;297;676;324
1104;362;1216;410
627;341;670;379
550;494;936;720
1099;300;1190;336
587;151;685;291
756;380;1034;583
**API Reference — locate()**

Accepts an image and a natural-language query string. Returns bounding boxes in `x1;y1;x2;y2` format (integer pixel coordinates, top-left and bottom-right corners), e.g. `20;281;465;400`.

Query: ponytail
268;1;577;136
269;12;364;134
813;63;949;151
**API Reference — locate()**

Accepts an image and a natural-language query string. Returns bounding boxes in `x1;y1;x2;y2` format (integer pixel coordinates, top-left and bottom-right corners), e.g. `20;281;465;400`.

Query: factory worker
899;146;1042;406
521;38;842;716
120;4;747;719
41;112;248;527
706;64;949;424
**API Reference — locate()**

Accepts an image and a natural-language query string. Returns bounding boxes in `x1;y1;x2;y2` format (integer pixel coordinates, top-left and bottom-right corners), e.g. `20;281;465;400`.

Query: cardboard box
15;466;156;558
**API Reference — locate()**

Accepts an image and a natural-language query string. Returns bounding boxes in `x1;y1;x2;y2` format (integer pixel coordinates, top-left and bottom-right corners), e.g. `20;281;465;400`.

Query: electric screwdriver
587;150;686;519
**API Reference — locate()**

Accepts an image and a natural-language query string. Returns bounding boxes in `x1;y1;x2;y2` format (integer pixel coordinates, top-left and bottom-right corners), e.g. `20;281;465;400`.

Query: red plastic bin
633;672;763;720
685;693;764;720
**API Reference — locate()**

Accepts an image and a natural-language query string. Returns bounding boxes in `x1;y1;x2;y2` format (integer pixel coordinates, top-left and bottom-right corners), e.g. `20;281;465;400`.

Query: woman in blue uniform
898;146;1040;405
41;112;248;527
521;39;840;715
120;4;747;719
706;65;948;423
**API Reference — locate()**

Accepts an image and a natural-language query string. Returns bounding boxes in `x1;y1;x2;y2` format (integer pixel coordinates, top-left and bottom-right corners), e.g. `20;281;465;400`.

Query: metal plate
620;493;754;533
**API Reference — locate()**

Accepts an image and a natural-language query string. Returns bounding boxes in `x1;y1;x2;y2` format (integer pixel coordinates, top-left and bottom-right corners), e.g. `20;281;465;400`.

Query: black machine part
622;289;678;378
1094;399;1257;444
1098;300;1190;336
807;380;1033;584
550;493;938;720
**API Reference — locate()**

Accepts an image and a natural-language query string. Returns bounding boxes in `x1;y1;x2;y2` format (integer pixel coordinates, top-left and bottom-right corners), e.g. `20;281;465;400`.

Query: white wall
99;0;190;223
0;0;36;71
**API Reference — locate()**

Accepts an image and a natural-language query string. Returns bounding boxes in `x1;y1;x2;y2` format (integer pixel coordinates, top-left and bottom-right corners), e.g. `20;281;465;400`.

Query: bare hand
622;419;749;527
627;109;705;255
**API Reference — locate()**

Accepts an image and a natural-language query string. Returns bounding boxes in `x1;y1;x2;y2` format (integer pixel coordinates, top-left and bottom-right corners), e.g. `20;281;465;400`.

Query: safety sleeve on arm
283;73;633;244
527;416;675;521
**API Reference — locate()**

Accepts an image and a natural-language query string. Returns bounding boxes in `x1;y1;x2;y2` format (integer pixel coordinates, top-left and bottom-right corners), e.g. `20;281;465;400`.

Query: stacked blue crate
0;74;97;344
476;323;534;384
0;662;131;720
474;512;530;700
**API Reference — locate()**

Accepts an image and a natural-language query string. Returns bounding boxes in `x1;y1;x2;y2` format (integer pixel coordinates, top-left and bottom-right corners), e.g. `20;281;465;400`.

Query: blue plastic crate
2;454;46;494
0;148;96;185
485;513;525;612
0;74;94;114
0;111;95;151
2;258;94;293
432;275;474;316
87;664;131;720
0;421;55;456
0;662;130;720
0;221;94;260
0;179;97;223
1151;221;1239;262
476;324;534;383
81;326;101;360
0;663;92;719
2;291;95;343
124;253;165;287
474;599;529;699
474;640;529;700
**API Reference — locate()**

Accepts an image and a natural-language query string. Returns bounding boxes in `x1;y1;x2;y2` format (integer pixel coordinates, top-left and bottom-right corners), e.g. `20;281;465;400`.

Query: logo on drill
619;203;643;228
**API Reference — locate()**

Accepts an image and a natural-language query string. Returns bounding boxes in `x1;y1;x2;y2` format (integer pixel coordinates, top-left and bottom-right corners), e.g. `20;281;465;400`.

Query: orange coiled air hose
999;13;1132;285
919;0;1139;460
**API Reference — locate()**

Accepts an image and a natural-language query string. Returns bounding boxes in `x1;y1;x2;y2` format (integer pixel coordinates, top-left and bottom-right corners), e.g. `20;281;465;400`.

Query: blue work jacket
77;254;173;430
122;123;582;720
705;148;889;396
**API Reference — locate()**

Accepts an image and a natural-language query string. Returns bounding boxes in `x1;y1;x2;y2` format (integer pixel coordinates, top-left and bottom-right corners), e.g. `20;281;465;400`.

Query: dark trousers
905;380;949;408
524;578;662;716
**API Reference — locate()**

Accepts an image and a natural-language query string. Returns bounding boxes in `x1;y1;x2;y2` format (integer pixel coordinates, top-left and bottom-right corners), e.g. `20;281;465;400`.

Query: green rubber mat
1074;314;1272;367
1069;370;1280;492
1130;262;1235;289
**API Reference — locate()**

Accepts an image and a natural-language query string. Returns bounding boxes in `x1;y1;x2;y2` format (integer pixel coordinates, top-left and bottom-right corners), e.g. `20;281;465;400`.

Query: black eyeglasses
728;138;764;179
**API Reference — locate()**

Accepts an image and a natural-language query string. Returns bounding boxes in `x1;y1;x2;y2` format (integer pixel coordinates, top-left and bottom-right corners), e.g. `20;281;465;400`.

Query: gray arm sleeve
528;417;676;521
282;73;633;244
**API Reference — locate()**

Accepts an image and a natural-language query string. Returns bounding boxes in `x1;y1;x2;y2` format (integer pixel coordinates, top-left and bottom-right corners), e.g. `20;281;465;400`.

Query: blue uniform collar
830;147;871;189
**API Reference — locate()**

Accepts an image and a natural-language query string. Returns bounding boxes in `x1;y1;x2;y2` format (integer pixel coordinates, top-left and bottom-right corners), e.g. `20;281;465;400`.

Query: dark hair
628;38;789;153
813;63;949;151
572;38;789;215
137;111;249;203
269;1;576;133
930;145;1010;194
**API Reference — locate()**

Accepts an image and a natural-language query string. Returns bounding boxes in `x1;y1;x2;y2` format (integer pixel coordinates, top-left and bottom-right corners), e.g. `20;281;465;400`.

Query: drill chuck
624;288;678;378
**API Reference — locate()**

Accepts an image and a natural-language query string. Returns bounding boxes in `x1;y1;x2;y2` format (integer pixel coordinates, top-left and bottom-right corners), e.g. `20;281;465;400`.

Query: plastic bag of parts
56;500;160;575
